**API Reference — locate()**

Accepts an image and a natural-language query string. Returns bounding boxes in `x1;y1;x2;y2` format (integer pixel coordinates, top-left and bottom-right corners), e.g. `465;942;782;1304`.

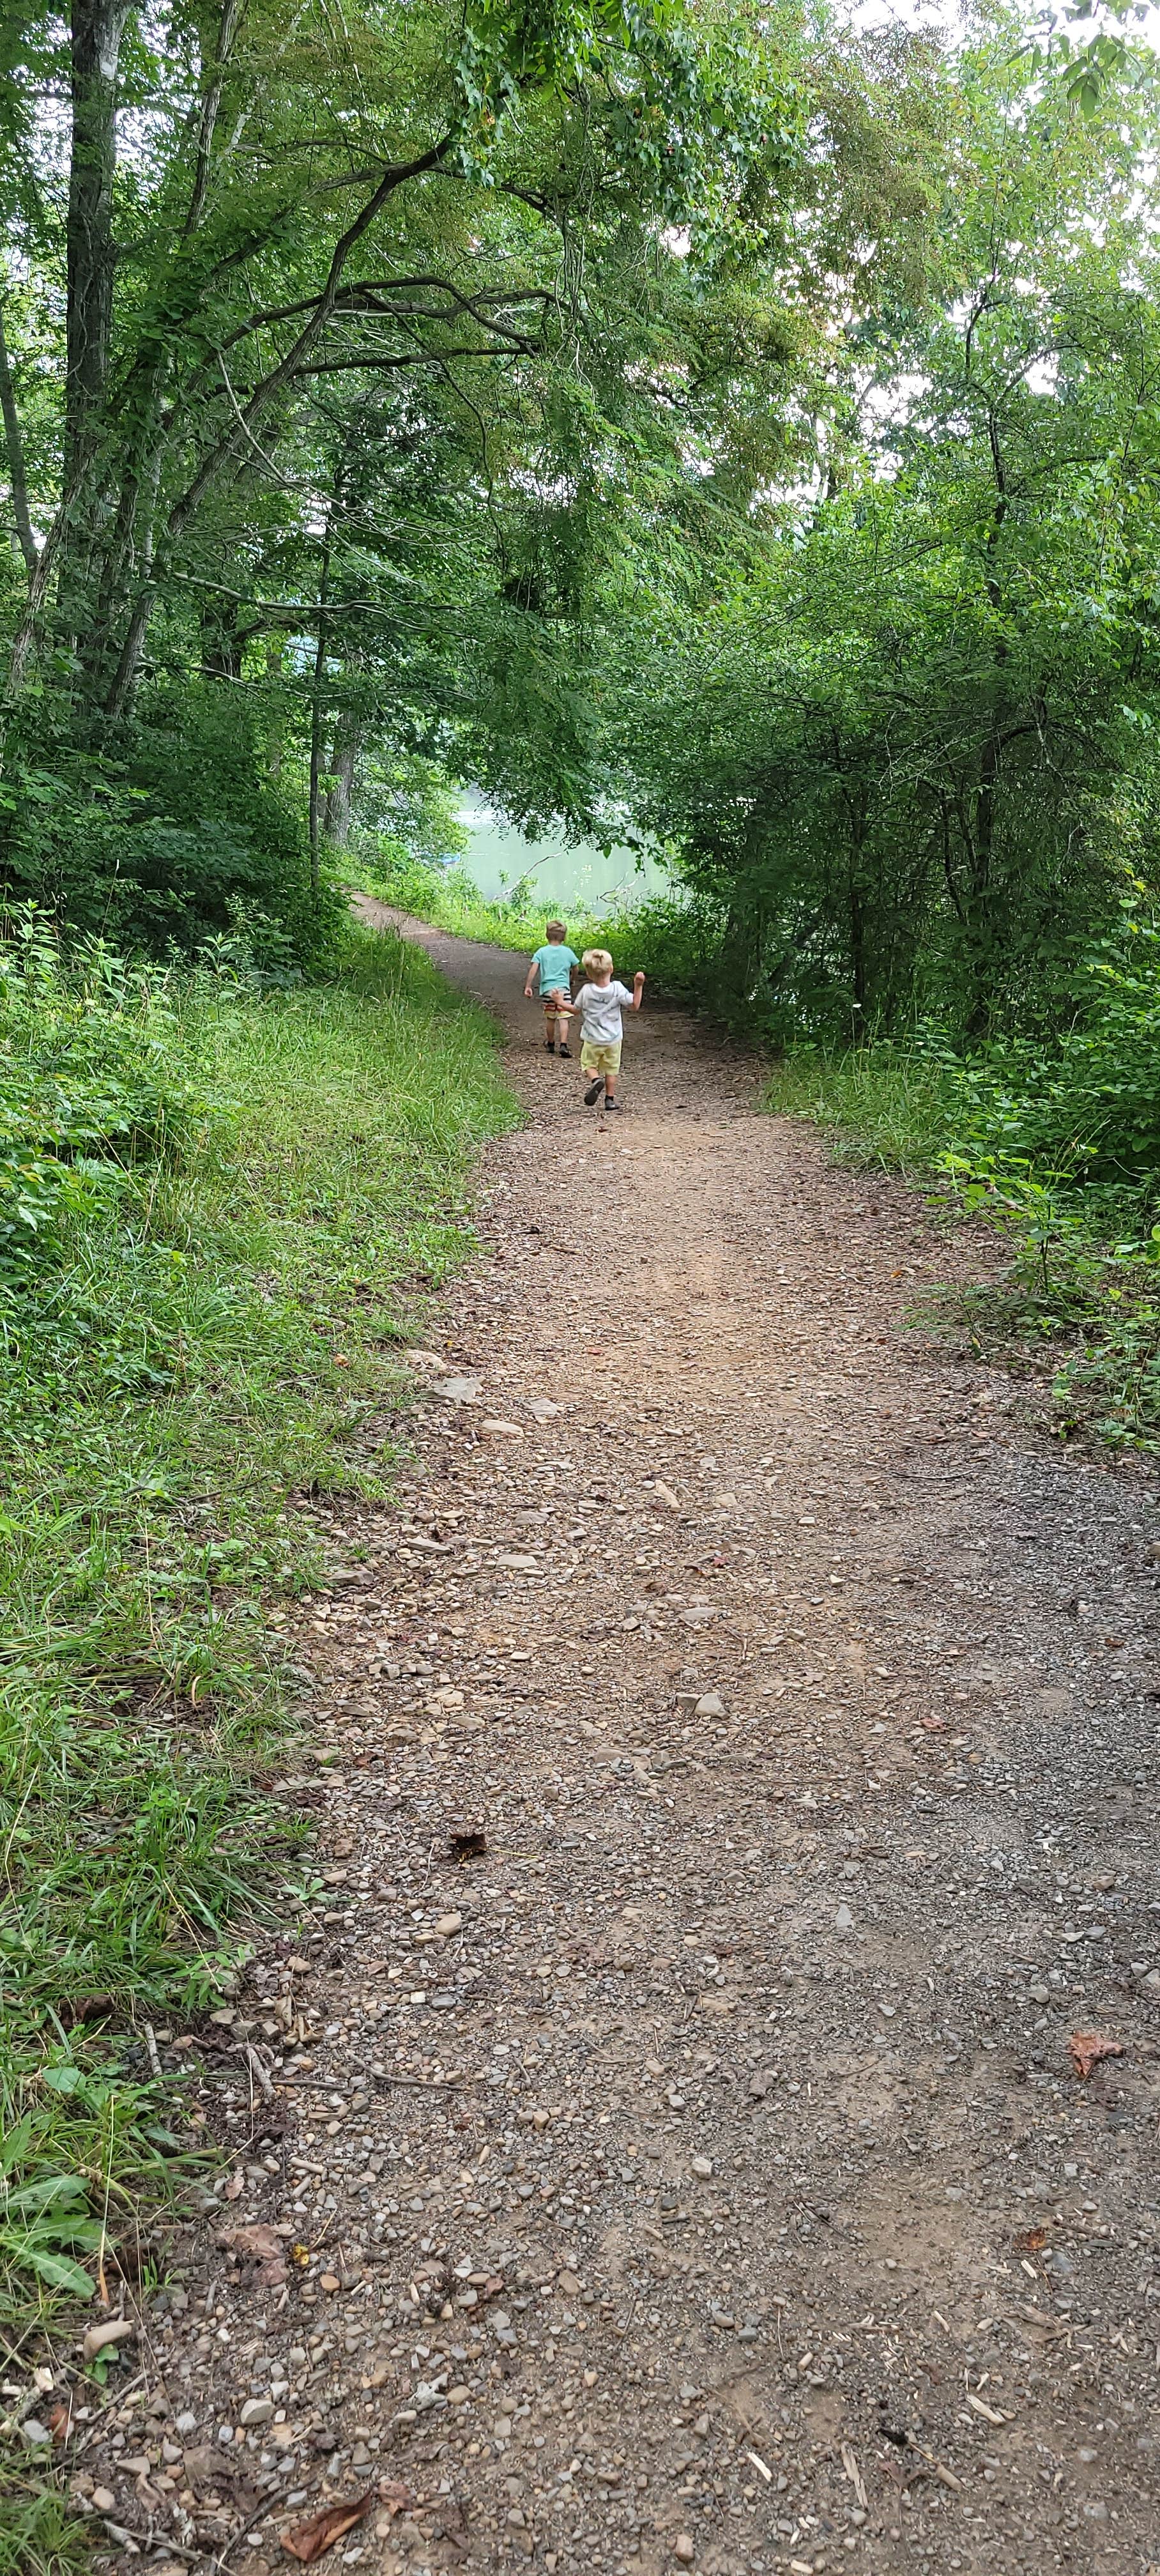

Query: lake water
455;792;669;913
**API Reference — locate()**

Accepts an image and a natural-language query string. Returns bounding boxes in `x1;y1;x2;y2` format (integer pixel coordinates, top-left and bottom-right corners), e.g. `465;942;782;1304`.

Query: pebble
674;2536;696;2563
482;1418;524;1438
835;1903;854;1935
694;1691;725;1718
240;2397;275;2426
691;2154;713;2177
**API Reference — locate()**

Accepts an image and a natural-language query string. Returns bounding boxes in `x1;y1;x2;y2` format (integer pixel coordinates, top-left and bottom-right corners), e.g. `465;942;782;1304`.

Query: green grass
0;916;517;2383
763;1044;950;1174
348;845;644;956
765;1038;1160;1450
0;2476;90;2575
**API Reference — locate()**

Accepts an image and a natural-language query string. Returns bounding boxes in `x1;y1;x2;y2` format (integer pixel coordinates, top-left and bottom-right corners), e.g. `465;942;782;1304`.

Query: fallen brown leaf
48;2401;71;2446
57;1991;114;2028
282;2492;373;2563
378;2480;415;2515
218;2222;282;2258
222;2167;245;2201
217;2221;288;2286
1015;2225;1049;2254
1068;2030;1124;2080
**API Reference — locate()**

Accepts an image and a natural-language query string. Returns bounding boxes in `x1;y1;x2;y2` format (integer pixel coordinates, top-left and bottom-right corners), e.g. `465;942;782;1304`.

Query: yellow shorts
581;1039;621;1075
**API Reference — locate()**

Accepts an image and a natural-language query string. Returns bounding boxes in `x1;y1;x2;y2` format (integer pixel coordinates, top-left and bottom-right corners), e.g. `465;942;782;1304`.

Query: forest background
3;1;1160;2550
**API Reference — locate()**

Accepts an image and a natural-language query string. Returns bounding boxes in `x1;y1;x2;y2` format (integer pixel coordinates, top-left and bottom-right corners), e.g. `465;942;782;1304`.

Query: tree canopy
3;0;1159;1043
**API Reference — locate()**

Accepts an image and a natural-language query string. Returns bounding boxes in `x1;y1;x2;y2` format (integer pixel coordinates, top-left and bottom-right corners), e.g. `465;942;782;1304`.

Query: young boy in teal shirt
524;921;579;1056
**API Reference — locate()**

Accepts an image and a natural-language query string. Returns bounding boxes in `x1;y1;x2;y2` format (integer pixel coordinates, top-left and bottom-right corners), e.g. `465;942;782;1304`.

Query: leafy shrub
0;912;215;1275
1;684;346;969
933;908;1160;1189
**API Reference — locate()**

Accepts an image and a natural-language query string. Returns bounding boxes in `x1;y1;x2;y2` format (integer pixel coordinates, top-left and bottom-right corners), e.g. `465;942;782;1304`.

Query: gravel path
86;916;1160;2576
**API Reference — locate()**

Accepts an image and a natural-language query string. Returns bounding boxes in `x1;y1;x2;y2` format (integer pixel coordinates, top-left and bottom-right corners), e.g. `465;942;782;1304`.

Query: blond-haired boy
556;947;645;1112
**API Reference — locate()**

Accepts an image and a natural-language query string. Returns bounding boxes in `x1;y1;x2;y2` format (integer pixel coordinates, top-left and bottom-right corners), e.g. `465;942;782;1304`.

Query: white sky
851;0;1160;47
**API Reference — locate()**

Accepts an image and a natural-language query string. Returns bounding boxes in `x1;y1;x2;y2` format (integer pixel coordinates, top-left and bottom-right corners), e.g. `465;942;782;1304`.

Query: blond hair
583;947;613;974
546;919;567;941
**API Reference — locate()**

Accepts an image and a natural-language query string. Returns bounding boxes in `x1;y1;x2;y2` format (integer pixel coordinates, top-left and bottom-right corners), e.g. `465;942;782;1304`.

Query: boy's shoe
603;1095;623;1112
584;1076;605;1105
559;1044;572;1059
544;1039;555;1054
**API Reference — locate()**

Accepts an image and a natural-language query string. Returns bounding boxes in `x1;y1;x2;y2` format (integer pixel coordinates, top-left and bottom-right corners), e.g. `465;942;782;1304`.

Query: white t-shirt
577;980;632;1045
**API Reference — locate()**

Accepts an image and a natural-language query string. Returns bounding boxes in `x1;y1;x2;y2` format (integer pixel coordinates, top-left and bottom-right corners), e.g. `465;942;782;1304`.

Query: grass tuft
0;2476;91;2576
763;1045;949;1175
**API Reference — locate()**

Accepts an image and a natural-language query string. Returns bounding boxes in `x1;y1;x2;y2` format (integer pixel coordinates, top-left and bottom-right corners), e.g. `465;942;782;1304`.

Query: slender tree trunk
63;1;130;558
0;308;39;576
844;777;869;1027
264;637;287;776
66;0;130;481
308;532;332;907
323;707;363;845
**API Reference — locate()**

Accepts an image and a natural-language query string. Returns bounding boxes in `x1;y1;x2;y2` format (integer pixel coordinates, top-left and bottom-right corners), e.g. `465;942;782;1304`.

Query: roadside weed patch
0;917;515;2354
765;1006;1160;1449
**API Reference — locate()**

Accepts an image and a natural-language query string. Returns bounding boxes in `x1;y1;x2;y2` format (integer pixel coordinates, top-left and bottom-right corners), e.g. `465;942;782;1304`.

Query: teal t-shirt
531;942;578;993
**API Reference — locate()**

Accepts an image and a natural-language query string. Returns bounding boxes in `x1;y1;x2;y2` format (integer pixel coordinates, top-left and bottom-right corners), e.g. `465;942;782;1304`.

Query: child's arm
523;963;540;1000
630;972;646;1011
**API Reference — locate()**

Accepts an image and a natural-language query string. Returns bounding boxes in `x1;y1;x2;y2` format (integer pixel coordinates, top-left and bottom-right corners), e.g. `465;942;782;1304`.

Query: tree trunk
323;708;363;846
65;0;130;501
308;532;332;905
0;307;39;576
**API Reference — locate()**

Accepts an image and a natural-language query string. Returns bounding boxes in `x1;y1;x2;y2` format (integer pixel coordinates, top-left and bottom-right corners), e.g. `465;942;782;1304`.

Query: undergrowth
0;910;515;2412
764;919;1160;1450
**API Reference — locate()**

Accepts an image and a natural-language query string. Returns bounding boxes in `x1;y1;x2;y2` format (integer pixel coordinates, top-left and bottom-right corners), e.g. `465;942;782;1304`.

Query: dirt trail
93;917;1160;2576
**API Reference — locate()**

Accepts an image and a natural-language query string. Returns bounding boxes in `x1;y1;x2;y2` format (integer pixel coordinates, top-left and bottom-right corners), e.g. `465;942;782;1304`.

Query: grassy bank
0;915;515;2555
766;1032;1160;1450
